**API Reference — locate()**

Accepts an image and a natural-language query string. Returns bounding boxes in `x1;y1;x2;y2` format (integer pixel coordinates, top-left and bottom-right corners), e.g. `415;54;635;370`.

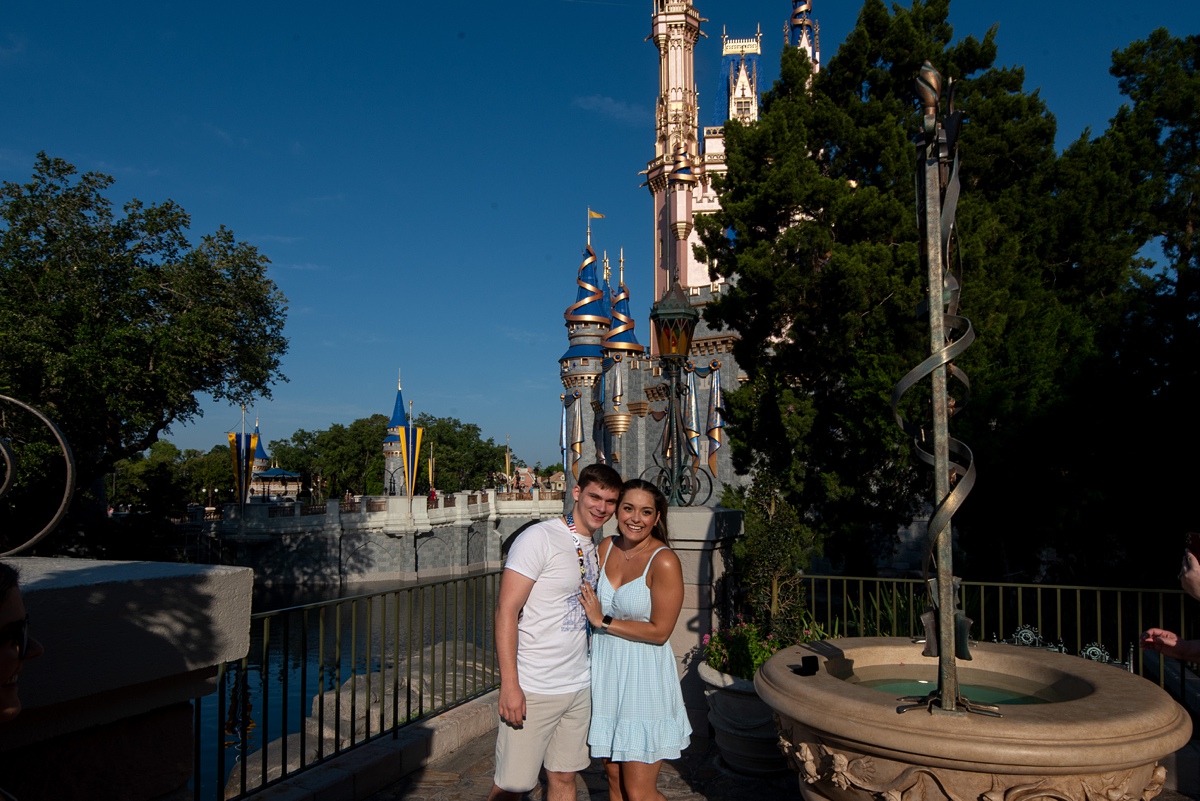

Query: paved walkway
364;731;1200;801
363;732;801;801
249;691;1199;801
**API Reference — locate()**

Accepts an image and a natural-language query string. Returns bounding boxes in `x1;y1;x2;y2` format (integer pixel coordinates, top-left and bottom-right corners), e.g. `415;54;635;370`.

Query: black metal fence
799;574;1197;705
194;571;500;800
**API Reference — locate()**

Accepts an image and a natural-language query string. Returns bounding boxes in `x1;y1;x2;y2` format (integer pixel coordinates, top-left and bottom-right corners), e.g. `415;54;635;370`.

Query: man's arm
495;568;536;728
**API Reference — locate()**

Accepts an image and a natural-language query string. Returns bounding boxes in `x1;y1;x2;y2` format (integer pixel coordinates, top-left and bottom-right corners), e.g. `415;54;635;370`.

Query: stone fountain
757;637;1190;801
754;64;1191;801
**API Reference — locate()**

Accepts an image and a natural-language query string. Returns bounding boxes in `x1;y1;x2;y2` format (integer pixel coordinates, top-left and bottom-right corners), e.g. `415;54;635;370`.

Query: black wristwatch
601;614;613;631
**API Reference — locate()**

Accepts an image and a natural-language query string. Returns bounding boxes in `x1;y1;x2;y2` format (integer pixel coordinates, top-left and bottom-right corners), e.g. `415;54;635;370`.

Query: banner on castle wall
571;396;584;479
560;396;569;471
228;433;258;505
684;366;701;464
706;364;725;475
398;425;424;497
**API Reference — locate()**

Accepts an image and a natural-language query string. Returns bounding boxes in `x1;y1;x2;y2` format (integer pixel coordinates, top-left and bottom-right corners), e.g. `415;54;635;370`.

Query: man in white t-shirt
488;463;622;801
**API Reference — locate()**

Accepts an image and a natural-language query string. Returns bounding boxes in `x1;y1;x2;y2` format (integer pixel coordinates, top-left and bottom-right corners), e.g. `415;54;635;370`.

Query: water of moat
194;577;495;800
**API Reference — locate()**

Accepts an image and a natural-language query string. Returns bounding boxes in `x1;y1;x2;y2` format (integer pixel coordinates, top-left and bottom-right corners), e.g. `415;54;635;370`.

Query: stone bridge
180;490;565;585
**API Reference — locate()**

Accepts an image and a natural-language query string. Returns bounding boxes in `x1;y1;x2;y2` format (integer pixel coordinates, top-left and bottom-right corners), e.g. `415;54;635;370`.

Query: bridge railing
194;571;501;801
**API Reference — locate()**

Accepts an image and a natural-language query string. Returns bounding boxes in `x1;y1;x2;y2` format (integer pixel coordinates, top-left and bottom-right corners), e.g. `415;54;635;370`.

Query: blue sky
2;1;1196;467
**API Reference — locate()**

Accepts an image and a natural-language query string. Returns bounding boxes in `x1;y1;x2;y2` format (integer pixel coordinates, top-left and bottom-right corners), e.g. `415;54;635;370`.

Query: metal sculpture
890;62;977;714
0;394;76;555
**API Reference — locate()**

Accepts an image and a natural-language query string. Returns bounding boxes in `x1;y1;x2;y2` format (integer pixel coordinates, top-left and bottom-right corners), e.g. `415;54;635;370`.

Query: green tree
0;154;289;493
697;0;1151;578
417;414;508;493
110;441;190;516
315;415;389;497
268;429;321;500
180;445;237;507
722;473;820;644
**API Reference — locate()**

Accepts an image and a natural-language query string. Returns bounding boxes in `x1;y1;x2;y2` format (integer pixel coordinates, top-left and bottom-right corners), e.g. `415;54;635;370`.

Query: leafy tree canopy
697;0;1175;581
415;413;508;494
0;154;289;492
264;413;509;498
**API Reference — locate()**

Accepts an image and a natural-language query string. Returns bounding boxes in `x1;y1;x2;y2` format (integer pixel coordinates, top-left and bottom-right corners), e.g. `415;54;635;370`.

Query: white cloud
572;95;649;126
0;35;26;59
205;122;233;143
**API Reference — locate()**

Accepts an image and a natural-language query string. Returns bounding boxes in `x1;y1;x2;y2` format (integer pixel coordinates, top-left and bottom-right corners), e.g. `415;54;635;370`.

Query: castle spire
560;226;611;388
717;25;762;125
786;0;821;73
603;247;644;355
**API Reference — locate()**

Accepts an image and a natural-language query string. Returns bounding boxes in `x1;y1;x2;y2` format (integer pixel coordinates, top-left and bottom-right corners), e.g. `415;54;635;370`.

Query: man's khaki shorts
493;687;591;793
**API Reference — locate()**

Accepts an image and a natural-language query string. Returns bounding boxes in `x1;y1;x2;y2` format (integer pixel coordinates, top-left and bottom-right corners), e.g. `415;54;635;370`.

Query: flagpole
240;404;247;513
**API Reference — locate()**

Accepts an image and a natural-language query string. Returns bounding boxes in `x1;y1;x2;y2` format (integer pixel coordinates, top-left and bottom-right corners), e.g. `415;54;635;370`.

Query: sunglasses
0;615;30;660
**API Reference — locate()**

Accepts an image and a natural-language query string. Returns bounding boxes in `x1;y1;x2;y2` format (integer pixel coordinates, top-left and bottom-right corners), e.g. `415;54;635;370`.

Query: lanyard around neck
564;513;588;581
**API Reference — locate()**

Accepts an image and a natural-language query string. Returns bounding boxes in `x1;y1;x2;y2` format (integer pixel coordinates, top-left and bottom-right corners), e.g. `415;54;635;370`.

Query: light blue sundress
588;544;692;763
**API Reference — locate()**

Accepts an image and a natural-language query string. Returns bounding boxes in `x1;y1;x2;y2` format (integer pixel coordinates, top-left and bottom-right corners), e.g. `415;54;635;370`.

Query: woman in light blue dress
579;479;691;801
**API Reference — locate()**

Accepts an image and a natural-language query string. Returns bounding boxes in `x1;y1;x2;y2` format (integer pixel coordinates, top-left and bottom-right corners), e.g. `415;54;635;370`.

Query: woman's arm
1141;627;1200;662
579;549;684;645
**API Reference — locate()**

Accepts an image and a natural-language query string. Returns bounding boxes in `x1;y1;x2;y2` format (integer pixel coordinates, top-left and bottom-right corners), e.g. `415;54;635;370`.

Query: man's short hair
577;463;622;493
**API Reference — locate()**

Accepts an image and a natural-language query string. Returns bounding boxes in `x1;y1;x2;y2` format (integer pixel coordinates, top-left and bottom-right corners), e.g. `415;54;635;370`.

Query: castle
559;1;821;504
247;4;824;507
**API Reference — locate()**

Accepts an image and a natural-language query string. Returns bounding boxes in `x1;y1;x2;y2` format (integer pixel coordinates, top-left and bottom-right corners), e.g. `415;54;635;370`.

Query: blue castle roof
253;423;270;460
711;51;762;126
560;343;606;361
563;244;611;325
388;381;407;429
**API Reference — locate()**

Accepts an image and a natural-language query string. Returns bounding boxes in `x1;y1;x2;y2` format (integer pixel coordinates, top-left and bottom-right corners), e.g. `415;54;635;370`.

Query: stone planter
698;660;788;776
755;637;1192;801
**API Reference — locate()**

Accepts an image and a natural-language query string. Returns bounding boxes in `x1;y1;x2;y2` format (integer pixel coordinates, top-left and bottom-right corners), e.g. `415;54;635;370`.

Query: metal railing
194;571;501;800
798;574;1195;683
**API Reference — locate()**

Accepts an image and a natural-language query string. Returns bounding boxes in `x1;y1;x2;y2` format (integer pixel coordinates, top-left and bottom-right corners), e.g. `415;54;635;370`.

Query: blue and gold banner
228;432;258;505
398;425;424;496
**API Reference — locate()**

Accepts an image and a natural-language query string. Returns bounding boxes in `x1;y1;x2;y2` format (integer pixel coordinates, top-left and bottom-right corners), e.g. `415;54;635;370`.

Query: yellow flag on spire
588;209;605;219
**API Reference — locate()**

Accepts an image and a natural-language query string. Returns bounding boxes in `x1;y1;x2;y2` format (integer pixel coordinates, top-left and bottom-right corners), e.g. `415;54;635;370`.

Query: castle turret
383;376;407;495
787;0;821;72
601;250;644;465
559;227;612;389
647;0;705;308
560;214;615;484
602;250;644;358
252;418;270;475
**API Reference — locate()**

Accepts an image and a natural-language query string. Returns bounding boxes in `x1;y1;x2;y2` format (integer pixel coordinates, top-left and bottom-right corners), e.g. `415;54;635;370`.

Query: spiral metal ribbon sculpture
891;62;976;571
889;63;978;713
0;394;76;555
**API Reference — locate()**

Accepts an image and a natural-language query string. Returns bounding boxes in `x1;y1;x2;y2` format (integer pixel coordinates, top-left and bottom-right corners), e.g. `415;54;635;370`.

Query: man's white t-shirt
504;517;599;694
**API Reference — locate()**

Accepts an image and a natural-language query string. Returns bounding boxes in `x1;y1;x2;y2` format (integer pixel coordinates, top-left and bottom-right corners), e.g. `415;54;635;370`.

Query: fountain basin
755;637;1191;801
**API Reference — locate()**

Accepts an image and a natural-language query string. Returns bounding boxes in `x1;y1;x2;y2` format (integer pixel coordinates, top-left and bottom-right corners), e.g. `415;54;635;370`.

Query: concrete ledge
0;557;253;751
248;692;499;801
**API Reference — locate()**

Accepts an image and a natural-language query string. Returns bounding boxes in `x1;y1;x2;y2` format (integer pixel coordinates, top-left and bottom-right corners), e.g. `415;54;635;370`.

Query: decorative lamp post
649;281;700;506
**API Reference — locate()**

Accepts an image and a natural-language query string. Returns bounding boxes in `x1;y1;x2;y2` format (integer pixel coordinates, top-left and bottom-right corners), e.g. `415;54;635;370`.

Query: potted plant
699;474;828;775
699;614;834;775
